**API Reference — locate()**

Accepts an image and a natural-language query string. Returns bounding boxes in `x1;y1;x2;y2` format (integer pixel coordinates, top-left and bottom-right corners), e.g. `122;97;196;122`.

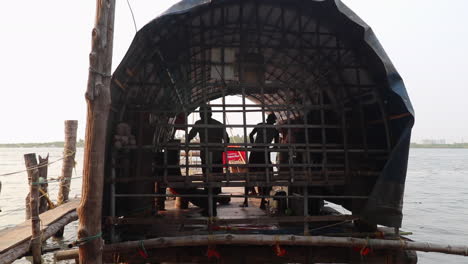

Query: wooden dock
0;199;80;264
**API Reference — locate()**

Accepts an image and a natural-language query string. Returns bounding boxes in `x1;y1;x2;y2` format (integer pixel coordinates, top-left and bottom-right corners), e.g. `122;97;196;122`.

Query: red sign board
223;146;246;165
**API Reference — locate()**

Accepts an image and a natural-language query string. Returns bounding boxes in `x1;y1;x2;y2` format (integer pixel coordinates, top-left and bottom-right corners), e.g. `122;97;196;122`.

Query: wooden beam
0;199;79;264
78;0;116;263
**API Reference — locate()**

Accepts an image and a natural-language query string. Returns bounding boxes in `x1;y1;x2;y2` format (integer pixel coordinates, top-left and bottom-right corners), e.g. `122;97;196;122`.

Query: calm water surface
0;147;467;263
403;148;468;263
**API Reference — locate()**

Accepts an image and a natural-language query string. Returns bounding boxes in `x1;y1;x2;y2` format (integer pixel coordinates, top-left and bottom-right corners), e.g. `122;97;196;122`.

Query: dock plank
0;199;79;263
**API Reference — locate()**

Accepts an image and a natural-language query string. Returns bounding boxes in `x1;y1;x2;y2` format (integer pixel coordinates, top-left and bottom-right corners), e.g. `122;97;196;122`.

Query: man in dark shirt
187;104;229;216
245;113;279;209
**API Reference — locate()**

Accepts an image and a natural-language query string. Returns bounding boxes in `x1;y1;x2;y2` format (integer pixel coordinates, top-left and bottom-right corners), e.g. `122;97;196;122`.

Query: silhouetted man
187;104;229;216
245;113;279;209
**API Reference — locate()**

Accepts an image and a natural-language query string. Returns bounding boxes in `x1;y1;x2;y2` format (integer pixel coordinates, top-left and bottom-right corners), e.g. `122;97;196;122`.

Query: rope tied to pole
274;235;287;257
206;234;221;260
137;240;149;259
89;67;112;78
71;232;102;247
400;237;407;249
360;237;371;256
31;176;82;185
0;150;76;177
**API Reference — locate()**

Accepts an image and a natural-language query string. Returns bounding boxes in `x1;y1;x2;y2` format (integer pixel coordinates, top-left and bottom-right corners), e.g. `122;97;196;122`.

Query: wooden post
77;1;116;263
58;120;78;205
38;154;49;214
24;153;42;264
25;154;49;220
56;120;78;238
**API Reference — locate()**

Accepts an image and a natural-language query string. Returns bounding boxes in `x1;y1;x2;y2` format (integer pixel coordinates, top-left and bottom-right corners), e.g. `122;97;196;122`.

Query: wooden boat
77;0;423;263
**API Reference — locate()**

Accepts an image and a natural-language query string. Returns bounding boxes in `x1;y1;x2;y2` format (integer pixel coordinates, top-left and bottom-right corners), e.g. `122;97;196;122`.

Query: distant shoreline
410;143;468;149
0;140;84;148
1;141;467;149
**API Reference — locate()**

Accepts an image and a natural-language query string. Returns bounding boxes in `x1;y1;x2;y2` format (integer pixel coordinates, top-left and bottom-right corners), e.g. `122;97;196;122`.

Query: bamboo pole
107;234;468;256
58;120;78;205
55;249;81;261
24;153;41;264
54;234;468;261
77;0;116;263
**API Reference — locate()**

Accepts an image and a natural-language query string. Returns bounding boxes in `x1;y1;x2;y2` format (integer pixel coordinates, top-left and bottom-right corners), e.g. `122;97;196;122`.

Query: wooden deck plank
0;199;80;254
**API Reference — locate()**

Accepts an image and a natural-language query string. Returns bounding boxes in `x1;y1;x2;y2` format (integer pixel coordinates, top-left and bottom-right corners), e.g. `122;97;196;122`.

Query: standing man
246;113;280;209
187;104;229;216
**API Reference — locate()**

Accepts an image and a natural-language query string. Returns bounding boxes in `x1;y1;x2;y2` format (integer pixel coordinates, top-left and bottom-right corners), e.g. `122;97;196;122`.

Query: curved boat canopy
110;0;414;227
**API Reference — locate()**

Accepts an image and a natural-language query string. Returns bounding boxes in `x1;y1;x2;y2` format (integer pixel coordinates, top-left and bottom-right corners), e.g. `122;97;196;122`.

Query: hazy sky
0;0;467;143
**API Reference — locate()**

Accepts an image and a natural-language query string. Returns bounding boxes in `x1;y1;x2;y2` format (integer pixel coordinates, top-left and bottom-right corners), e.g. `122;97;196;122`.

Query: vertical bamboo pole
25;154;49;219
55;120;78;238
25;153;41;264
77;1;115;263
38;154;49;213
58;120;78;205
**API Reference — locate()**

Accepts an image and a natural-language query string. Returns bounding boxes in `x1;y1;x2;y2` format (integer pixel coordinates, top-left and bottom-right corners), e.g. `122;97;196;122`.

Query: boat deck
111;188;358;240
0;199;79;263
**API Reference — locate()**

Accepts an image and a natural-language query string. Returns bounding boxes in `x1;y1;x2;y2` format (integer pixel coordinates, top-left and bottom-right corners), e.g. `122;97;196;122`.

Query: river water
0;147;467;263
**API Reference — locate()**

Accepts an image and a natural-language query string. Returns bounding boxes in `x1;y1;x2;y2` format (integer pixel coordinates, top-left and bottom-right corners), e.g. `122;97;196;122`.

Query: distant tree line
410;143;468;149
0;139;85;148
230;135;246;143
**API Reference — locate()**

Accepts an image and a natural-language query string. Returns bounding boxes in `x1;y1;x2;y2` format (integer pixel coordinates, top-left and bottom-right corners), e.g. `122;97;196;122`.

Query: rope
0;150;76;177
30;218;43;241
274;235;287;256
0;160;81;218
89;67;112;78
39;188;56;209
138;240;149;258
308;220;353;233
0;184;81;218
208;216;218;226
399;237;407;249
359;237;371;256
72;232;102;246
206;234;221;259
126;0;138;33
31;176;82;186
